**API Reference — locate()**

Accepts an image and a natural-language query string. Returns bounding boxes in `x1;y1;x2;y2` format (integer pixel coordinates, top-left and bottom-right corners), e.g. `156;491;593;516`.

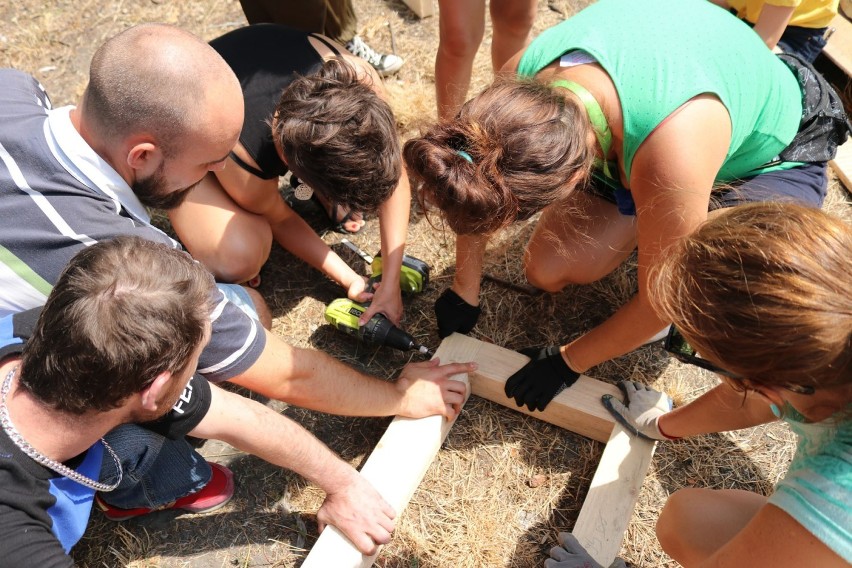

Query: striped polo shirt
0;69;265;382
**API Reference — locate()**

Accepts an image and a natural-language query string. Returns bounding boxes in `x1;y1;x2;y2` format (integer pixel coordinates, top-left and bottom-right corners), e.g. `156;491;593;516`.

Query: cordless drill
340;238;430;294
324;298;434;356
323;239;433;355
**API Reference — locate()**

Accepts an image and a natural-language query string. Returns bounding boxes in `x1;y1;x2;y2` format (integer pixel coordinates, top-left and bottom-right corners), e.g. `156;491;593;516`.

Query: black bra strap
228;150;277;180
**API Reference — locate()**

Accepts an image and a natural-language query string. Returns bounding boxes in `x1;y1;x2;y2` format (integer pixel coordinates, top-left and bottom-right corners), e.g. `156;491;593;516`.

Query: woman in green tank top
403;0;844;412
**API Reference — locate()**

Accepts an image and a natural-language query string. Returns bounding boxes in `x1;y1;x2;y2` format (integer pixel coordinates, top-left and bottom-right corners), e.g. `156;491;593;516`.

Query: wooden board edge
462;338;620;443
401;0;435;18
301;334;477;567
572;424;657;565
829;138;852;194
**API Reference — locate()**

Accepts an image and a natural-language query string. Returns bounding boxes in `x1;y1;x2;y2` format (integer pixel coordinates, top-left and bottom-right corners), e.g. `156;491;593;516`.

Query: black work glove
504;346;580;412
434;288;481;339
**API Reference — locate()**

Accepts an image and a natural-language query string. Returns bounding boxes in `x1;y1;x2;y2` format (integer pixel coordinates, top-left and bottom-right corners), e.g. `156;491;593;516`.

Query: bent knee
438;29;484;58
524;260;604;292
524;264;567;293
491;9;535;36
201;240;271;284
656;489;701;559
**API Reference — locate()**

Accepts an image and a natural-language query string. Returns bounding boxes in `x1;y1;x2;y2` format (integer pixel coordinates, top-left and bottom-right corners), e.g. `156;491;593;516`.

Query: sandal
323;198;366;234
287;176;366;234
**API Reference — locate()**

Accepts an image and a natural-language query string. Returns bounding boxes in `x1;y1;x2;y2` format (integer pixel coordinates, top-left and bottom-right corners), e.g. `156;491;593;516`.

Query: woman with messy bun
169;24;411;325
404;0;849;413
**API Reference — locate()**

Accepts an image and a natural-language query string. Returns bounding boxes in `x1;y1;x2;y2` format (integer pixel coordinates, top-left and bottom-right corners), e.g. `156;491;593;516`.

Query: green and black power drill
324;239;433;356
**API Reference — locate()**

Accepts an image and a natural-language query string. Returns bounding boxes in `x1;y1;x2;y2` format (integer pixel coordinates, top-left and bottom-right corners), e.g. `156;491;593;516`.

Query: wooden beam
823;14;852;79
303;334;651;566
464;338;621;443
301;334;476;567
573;425;657;565
400;0;435;18
830;138;852;194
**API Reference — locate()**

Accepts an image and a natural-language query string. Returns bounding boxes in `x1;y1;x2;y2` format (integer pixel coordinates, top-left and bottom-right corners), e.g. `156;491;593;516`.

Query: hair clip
455;150;474;164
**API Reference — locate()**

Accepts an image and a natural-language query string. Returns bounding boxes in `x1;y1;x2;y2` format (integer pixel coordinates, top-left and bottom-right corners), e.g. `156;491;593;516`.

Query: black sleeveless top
210;24;340;179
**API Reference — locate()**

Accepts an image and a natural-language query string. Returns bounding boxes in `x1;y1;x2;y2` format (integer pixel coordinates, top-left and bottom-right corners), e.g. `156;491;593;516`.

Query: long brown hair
651;203;852;389
403;77;594;235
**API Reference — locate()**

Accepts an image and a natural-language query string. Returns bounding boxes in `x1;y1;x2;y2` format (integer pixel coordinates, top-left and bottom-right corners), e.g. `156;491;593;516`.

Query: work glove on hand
504;346;580;412
434;288;481;338
601;380;675;441
544;532;628;568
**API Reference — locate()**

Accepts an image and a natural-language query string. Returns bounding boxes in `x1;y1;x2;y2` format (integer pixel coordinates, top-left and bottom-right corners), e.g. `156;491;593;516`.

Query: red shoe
94;462;234;521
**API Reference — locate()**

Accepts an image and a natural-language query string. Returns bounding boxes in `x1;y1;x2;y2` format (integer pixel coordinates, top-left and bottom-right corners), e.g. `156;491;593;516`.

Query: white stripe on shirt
0;142;97;247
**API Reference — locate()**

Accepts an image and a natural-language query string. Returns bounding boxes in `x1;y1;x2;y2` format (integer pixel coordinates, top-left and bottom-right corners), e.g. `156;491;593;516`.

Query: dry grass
2;1;850;566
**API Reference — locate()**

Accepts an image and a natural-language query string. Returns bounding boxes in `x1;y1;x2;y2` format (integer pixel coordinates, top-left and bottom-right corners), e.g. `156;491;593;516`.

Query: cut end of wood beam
401;0;435;18
572;424;657;565
830;138;852;194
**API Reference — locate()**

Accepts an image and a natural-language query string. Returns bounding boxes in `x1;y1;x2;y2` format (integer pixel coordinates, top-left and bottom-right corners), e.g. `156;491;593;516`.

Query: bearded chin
133;171;202;211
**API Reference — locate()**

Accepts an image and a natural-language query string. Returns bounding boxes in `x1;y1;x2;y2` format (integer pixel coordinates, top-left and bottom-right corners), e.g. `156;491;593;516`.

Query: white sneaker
345;35;404;76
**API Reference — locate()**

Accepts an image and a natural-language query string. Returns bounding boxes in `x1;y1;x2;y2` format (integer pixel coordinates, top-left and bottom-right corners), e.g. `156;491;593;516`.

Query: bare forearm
376;169;412;291
658;384;777;438
564;293;666;372
194;386;358;493
752;5;795;50
270;216;360;290
229;331;404;416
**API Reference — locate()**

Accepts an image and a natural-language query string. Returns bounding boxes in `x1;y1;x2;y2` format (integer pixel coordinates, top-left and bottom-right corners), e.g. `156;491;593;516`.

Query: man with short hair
0;236;408;563
0;23;470;493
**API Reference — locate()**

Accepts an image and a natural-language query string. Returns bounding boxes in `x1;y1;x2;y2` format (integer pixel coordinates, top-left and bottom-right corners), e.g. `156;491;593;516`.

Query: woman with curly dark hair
169;24;410;325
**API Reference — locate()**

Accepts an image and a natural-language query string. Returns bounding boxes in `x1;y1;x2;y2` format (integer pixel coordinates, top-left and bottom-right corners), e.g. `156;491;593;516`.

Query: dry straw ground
2;1;850;566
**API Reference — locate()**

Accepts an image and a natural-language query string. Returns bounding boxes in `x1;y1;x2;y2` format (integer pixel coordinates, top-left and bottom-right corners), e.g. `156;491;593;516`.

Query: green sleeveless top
517;0;803;184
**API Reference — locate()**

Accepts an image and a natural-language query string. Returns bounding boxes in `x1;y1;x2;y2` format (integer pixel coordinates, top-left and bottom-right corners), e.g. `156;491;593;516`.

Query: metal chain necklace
0;367;122;492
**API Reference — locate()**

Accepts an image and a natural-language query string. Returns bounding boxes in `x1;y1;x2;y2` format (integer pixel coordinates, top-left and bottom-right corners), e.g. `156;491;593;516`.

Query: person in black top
237;0;404;75
168;24;413;326
0;237;413;565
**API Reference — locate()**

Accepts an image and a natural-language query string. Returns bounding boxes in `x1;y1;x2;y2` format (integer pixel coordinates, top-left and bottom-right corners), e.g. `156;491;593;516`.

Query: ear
126;139;163;177
140;371;172;412
753;384;786;409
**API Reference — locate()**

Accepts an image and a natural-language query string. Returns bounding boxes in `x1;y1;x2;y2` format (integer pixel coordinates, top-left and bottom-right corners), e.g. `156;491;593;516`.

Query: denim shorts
585;160;827;216
217;283;260;322
777;26;827;64
711;161;828;210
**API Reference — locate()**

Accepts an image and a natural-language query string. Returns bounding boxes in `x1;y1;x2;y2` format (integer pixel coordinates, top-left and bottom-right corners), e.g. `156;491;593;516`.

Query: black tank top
210;24;340;179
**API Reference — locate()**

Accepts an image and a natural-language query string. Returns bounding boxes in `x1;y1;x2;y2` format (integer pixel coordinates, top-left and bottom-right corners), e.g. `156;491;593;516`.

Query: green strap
551;79;614;179
0;244;52;297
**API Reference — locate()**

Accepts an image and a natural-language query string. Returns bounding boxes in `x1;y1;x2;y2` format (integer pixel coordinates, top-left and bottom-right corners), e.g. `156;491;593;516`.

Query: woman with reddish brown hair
404;0;849;412
547;202;851;568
